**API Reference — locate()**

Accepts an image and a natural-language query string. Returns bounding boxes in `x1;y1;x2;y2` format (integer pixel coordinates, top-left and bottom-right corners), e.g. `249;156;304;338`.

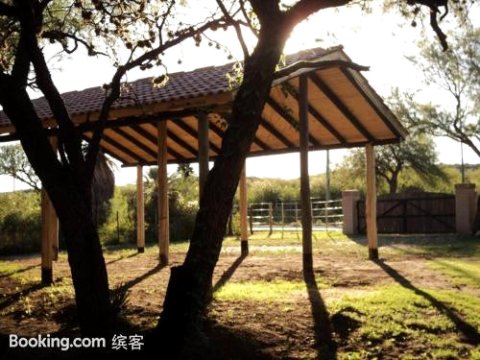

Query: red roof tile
0;47;330;129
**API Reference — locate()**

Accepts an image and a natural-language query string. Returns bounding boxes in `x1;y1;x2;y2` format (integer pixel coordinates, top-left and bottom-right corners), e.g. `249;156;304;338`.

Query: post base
160;254;168;266
369;248;379;260
241;240;249;255
137;247;145;253
41;267;53;286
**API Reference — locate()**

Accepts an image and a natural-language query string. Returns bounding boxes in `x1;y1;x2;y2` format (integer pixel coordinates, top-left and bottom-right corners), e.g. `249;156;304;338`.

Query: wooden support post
41;190;54;285
248;207;254;235
299;75;313;271
158;121;169;265
239;164;249;255
41;137;59;285
365;143;378;260
198;113;210;200
281;202;285;233
136;165;145;253
268;203;273;236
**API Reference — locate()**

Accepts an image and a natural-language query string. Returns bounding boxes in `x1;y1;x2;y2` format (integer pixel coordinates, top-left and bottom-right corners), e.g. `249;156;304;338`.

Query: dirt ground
0;239;478;359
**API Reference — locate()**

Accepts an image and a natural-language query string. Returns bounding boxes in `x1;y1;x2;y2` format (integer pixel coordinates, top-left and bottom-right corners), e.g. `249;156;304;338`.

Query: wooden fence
357;193;456;234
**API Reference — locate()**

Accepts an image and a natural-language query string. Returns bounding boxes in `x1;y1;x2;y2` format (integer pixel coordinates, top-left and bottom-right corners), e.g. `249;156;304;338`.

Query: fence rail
231;199;343;234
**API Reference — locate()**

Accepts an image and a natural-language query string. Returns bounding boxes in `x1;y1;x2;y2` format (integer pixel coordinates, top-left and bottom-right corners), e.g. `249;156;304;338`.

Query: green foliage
409;27;480;158
336;90;450;195
0;144;40;191
0;191;41;254
98;185;136;245
331;286;480;359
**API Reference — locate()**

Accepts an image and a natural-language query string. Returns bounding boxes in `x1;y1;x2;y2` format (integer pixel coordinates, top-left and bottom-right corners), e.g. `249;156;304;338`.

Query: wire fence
231;198;343;234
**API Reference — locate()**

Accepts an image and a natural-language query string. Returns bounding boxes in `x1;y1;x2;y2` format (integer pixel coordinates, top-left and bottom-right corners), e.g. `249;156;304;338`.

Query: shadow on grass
0;281;53;312
303;267;337;359
116;264;165;293
374;259;480;345
213;253;247;293
105;252;139;266
0;264;40;279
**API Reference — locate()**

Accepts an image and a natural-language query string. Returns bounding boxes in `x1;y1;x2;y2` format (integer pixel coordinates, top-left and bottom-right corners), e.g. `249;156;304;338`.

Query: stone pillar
342;190;361;235
455;183;477;235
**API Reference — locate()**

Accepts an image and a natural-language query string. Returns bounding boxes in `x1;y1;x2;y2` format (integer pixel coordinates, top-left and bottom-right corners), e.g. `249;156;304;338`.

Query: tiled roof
0;47;330;129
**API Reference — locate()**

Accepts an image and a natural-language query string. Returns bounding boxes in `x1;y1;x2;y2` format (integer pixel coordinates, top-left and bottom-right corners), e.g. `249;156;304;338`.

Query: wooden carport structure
0;46;407;283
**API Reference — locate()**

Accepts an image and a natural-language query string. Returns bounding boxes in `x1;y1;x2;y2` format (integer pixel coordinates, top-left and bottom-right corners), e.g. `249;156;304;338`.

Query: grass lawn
0;231;479;359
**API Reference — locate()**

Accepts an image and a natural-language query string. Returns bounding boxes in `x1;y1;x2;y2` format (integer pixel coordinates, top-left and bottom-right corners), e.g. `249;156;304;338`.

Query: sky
0;3;478;192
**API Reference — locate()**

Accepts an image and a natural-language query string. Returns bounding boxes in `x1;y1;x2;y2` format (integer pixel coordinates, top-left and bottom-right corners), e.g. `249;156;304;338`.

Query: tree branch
17;2;85;178
285;0;352;28
216;0;249;60
0;1;16;16
85;17;231;181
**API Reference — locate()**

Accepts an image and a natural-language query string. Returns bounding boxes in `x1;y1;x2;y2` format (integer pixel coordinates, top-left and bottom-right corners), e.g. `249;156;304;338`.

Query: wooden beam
198;114;209;198
365;143;378;260
284;84;346;144
260;118;295;148
339;68;404;139
299;75;313;271
157;121;169;265
136;165;145;253
111;127;157;159
309;73;375;142
167;130;198;157
209;119;271;151
266;97;321;146
128;124;188;162
101;133;146;163
174;118;221;154
239;164;249;255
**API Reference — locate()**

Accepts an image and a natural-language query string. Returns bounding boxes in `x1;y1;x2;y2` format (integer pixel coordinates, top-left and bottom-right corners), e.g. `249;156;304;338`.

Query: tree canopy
409;26;480;158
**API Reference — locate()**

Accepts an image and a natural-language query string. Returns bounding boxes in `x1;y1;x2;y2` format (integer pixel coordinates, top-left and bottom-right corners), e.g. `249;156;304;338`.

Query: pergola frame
0;46;406;283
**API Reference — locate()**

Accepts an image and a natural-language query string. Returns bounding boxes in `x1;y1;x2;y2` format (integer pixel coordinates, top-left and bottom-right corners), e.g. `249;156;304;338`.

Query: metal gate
357;193;456;234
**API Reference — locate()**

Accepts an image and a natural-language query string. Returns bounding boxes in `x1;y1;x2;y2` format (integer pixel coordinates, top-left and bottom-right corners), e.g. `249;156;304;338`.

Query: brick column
342;190;361;235
455;183;477;235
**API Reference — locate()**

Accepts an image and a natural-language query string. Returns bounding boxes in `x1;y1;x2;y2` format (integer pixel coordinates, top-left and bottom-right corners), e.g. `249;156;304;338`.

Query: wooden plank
158;121;169;265
112;127;158;159
284;80;346;144
266;97;321;147
198;114;210;198
299;75;313;271
174;118;221;153
136;165;145;253
365;143;378;260
239;164;249;255
260;118;295;148
339;68;404;139
102;132;146;163
129;124;188;162
309;73;375;142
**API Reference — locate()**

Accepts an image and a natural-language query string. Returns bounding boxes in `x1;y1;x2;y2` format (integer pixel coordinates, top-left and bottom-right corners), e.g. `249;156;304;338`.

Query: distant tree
0;144;40;190
338;90;449;194
410;26;480;158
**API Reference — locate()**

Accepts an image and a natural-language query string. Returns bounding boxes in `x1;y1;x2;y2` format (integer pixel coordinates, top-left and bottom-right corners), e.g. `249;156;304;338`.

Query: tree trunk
155;18;291;354
0;80;112;336
388;171;399;194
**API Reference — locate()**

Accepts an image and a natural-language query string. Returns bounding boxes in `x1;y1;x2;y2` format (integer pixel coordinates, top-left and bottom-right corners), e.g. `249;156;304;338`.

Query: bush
0;191;41;255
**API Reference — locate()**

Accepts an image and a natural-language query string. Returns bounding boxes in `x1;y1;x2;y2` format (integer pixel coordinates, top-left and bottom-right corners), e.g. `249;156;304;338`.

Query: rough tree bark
155;3;296;354
0;76;112;336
